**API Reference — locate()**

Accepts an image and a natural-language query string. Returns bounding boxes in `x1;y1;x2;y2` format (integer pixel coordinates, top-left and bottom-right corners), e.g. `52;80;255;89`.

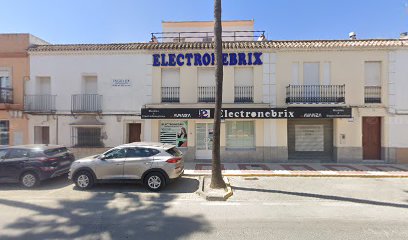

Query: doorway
128;123;141;143
195;123;214;159
362;117;381;160
34;126;50;144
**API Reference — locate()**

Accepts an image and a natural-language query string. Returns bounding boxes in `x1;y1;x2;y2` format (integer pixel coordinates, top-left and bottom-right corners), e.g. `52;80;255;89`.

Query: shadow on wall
0;178;207;239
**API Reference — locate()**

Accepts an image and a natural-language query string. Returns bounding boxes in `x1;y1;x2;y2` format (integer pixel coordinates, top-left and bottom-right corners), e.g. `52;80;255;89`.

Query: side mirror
99;154;106;160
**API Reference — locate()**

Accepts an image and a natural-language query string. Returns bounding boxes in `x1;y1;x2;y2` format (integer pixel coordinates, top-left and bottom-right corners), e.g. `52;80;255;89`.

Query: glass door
196;123;214;159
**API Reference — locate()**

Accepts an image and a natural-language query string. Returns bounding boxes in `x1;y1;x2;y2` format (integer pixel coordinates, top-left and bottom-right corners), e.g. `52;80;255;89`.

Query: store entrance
196;123;214;159
287;119;334;162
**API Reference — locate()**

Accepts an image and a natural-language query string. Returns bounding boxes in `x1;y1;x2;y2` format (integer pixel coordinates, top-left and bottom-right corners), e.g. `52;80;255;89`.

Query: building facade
0;34;47;146
24;21;408;163
27;39;408;163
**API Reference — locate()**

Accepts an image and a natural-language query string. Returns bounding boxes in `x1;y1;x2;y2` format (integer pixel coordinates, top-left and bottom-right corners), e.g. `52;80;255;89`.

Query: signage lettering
152;52;263;67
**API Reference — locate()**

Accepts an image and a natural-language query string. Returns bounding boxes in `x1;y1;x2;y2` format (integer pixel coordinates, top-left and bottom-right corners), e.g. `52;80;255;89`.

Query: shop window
72;127;103;147
226;121;255;149
160;121;188;147
0;121;9;145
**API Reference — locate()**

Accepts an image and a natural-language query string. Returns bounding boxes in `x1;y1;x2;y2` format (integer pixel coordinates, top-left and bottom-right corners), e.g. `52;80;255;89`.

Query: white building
26;47;153;157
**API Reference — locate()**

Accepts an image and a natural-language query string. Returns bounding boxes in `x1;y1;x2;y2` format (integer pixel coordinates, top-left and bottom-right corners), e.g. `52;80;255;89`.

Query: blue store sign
152;52;263;67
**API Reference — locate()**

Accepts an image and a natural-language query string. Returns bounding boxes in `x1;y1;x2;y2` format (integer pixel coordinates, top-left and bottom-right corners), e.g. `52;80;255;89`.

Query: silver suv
68;142;184;191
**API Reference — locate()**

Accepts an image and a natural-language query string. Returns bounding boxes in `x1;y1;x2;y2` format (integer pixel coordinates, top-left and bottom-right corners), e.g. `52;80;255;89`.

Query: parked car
0;145;75;188
68;142;184;191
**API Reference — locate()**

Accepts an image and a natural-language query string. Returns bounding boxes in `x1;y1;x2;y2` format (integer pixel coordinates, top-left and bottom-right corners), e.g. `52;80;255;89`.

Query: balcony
24;95;56;113
71;94;102;113
364;86;381;103
234;86;253;103
161;87;180;103
198;86;215;103
0;88;13;104
286;85;345;104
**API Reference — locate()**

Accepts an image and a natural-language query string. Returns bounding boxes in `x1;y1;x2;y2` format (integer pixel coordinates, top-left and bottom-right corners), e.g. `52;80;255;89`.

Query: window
7;149;29;159
161;69;180;102
126;148;160;158
0;69;11;88
0;69;12;103
226;121;255;149
0;149;8;159
303;62;320;85
364;61;382;103
0;121;9;145
104;148;126;159
83;76;97;94
234;67;254;103
198;68;216;102
72;127;103;147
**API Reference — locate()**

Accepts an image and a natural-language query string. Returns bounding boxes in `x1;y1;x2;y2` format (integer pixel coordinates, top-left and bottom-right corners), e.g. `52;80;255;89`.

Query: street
0;176;407;240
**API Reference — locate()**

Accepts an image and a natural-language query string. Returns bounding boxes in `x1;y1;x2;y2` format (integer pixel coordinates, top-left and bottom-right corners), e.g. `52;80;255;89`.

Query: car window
104;148;126;159
44;147;68;156
7;149;29;159
125;148;160;158
29;150;44;158
0;149;8;159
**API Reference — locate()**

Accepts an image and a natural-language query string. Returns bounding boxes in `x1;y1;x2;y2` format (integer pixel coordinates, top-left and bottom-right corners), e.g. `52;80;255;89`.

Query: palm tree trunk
210;0;226;189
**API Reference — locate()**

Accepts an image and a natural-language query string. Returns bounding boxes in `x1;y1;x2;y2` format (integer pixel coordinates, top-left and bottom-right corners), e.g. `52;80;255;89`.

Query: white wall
28;53;152;113
389;50;408;113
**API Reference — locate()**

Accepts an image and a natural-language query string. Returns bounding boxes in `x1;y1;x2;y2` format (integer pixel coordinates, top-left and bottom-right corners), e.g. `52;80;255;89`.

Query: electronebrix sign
152;52;263;67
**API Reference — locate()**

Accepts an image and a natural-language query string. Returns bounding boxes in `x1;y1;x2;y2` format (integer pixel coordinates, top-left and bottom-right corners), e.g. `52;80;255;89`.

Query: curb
196;176;233;201
185;171;408;178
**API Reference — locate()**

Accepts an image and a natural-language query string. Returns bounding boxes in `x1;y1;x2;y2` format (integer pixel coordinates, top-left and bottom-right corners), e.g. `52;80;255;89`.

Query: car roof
116;142;175;150
5;144;66;150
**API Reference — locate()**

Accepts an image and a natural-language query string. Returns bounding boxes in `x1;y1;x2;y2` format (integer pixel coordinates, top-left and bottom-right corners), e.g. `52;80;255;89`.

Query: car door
123;147;155;179
0;149;9;181
94;148;126;180
1;148;29;182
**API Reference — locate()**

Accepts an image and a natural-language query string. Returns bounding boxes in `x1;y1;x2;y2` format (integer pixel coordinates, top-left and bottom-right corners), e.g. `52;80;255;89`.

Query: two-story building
26;44;153;157
0;34;47;146
25;21;408;163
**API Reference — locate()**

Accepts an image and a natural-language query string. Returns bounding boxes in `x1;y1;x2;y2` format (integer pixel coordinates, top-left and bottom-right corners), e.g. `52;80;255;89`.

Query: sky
0;0;407;44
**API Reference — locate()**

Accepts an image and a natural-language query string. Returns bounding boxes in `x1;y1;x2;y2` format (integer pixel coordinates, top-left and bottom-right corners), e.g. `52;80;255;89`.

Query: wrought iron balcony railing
71;94;102;113
24;95;56;113
0;88;13;104
161;87;180;103
286;85;345;104
234;86;253;103
198;86;216;103
364;86;381;103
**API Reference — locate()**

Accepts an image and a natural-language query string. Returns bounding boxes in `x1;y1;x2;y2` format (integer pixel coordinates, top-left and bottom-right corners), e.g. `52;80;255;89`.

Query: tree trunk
210;0;226;189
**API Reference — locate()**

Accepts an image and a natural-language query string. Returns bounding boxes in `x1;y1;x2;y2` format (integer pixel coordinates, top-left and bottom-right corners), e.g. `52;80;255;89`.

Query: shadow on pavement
233;186;408;209
72;177;199;194
0;184;209;239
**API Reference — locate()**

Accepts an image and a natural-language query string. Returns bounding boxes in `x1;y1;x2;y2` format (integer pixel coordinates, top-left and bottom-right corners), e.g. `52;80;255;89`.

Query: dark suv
0;145;75;188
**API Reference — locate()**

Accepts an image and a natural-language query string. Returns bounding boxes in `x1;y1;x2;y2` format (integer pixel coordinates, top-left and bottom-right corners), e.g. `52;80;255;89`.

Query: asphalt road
0;175;407;240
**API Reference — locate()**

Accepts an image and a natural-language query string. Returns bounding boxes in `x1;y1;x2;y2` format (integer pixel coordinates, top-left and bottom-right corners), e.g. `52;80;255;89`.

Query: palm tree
210;0;226;189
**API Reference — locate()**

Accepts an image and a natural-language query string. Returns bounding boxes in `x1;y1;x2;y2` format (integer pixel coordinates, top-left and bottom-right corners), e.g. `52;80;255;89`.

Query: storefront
142;107;352;162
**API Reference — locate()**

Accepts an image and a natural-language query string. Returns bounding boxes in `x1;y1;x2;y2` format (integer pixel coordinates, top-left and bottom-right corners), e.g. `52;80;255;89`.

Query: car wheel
144;172;165;191
20;172;39;188
74;171;94;190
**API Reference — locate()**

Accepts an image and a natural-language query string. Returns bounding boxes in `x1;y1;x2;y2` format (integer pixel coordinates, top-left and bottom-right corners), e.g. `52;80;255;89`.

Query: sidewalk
183;162;408;177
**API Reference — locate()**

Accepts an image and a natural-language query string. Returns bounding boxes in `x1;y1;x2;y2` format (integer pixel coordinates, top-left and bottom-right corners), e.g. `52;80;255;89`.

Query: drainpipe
56;115;59;144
